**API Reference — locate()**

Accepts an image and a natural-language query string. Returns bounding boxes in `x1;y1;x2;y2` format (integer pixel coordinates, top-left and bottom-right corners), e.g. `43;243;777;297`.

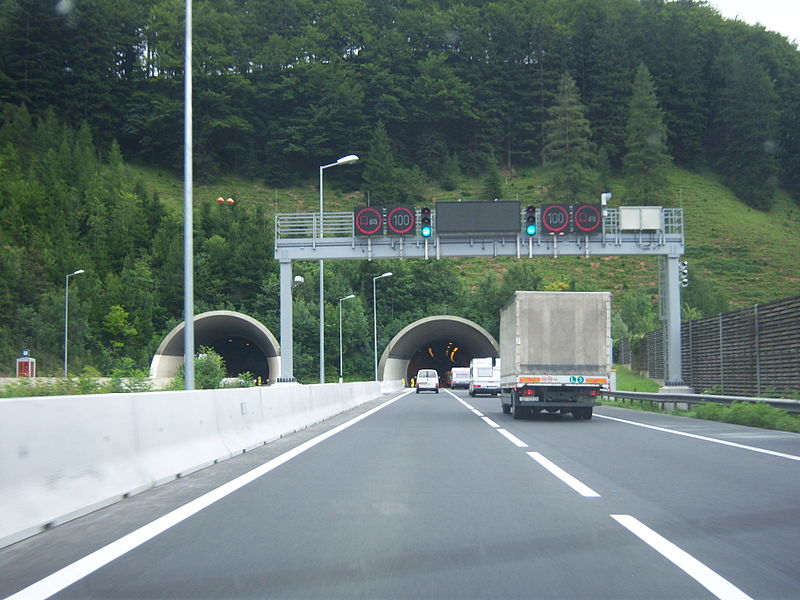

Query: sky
708;0;800;46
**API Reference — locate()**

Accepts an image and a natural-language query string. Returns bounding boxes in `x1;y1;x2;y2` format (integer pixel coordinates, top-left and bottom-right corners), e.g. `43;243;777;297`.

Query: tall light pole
183;0;195;390
338;294;355;383
64;269;84;377
372;272;393;381
318;154;359;383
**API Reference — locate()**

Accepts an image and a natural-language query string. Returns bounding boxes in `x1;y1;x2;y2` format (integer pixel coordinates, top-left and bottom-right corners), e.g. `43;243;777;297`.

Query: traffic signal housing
420;206;432;237
678;260;689;287
525;205;537;235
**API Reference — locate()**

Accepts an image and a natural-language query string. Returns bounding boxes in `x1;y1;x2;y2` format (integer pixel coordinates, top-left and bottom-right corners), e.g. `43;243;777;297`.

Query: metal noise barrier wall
632;295;800;396
0;381;399;549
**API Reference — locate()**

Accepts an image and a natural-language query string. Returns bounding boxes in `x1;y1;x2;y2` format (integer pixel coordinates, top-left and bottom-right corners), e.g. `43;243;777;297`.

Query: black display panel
435;201;521;236
541;204;571;234
353;206;383;236
573;204;602;233
386;206;416;235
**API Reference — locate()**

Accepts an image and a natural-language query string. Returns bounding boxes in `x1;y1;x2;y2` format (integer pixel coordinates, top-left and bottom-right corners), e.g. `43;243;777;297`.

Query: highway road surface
2;387;800;599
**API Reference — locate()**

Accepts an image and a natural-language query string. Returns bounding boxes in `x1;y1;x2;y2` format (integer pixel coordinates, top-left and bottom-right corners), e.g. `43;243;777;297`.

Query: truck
469;357;501;397
499;291;611;420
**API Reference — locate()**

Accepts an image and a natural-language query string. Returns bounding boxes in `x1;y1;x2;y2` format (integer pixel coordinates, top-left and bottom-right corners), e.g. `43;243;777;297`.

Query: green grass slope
129;163;800;308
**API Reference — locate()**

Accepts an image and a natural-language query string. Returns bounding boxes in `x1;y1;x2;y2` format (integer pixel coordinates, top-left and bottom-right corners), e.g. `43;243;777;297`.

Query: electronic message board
434;201;520;236
573;204;602;233
386;206;416;235
353;206;383;236
540;204;571;234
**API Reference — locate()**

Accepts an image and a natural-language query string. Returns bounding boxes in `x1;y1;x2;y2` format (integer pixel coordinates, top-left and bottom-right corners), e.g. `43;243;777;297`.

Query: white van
450;367;471;389
415;369;440;393
469;357;501;397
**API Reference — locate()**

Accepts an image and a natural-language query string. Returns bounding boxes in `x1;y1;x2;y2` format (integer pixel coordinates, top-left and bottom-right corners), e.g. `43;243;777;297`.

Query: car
415;369;439;393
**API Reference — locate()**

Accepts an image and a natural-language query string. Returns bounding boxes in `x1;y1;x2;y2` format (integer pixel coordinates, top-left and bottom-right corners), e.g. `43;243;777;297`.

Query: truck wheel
416;388;419;394
502;403;511;415
585;407;593;420
572;409;583;420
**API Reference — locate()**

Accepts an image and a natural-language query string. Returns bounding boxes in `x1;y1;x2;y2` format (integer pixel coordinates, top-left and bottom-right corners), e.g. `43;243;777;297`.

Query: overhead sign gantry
274;201;686;389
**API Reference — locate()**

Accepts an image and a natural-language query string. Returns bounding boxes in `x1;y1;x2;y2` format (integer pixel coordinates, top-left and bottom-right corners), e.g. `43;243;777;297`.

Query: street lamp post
372;272;393;381
64;269;85;377
183;0;195;390
318;154;359;384
338;294;355;383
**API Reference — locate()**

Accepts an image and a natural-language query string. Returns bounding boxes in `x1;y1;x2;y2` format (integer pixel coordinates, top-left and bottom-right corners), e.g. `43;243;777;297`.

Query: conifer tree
482;157;504;199
542;73;597;202
711;45;779;211
623;62;671;205
361;121;401;205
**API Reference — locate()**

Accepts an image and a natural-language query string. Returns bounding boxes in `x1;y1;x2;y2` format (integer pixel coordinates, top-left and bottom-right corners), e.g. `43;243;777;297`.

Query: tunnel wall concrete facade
150;311;281;385
379;315;499;381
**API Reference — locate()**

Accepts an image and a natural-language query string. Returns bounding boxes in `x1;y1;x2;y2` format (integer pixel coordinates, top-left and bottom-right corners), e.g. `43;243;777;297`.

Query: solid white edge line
471;409;485;417
526;452;600;498
595;414;800;462
4;391;410;600
497;429;528;448
611;515;754;600
481;416;500;428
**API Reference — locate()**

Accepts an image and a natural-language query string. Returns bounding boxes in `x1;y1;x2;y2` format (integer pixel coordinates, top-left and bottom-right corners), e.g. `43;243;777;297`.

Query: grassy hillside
130;163;800;309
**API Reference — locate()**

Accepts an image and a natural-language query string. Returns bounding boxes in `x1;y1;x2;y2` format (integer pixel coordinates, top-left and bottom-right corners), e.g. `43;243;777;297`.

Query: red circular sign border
542;204;570;233
573;204;602;233
354;207;384;235
387;206;415;235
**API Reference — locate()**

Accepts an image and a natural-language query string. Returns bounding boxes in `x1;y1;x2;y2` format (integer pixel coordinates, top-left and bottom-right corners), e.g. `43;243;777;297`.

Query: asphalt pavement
2;388;799;599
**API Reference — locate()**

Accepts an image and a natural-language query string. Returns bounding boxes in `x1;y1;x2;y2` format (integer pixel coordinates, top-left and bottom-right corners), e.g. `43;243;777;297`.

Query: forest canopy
1;0;798;202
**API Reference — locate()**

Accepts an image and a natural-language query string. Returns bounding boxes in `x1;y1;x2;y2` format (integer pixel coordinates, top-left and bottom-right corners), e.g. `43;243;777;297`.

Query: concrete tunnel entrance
150;310;281;384
378;316;499;383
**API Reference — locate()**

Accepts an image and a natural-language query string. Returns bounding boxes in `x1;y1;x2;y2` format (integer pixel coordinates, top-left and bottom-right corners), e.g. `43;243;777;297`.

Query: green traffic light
526;224;537;235
421;225;432;237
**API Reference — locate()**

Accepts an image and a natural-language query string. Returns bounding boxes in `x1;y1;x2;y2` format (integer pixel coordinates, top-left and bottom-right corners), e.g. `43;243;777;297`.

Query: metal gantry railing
275;207;684;241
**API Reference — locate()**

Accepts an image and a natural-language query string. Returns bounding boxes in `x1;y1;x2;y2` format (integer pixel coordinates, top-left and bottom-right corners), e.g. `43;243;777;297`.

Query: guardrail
600;390;800;414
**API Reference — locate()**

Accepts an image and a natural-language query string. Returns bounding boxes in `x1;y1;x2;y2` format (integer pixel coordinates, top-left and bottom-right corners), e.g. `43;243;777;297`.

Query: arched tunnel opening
406;339;476;384
203;335;270;381
379;316;499;384
150;311;281;384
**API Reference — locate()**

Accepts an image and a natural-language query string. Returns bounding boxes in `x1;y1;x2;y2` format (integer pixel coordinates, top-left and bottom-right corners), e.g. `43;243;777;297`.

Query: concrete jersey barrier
0;381;397;549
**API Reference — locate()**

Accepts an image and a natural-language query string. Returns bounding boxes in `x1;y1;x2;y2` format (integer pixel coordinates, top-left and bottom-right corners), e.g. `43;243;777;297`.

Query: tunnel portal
150;311;280;384
379;316;498;383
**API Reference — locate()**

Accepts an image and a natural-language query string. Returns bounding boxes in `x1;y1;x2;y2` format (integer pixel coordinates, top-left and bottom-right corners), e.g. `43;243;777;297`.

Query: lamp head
336;154;359;165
